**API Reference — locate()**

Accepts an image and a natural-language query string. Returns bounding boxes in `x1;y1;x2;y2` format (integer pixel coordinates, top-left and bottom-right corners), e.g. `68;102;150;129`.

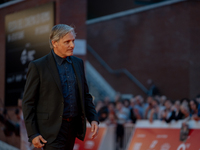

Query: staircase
85;61;116;101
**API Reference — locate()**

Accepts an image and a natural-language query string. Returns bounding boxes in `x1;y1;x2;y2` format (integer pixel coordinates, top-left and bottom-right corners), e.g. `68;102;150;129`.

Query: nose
70;41;75;48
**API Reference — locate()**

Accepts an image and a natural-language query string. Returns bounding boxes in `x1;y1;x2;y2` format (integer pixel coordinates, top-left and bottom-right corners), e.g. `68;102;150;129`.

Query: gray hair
49;24;76;49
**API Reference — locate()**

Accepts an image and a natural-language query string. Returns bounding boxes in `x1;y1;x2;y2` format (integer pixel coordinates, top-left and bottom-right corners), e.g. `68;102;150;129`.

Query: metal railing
87;45;148;94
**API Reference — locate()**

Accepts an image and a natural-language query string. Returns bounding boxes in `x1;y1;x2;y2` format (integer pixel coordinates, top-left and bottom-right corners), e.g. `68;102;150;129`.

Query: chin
67;52;73;56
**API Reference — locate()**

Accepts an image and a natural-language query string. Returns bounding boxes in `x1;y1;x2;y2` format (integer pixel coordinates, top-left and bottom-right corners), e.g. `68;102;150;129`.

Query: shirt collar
52;49;72;65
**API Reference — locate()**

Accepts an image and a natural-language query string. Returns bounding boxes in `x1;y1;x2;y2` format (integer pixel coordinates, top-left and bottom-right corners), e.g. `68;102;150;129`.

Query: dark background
5;2;54;106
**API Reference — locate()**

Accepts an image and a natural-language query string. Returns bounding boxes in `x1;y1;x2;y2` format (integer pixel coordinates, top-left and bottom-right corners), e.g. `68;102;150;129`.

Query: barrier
74;123;107;150
123;123;135;149
73;123;135;150
127;120;200;150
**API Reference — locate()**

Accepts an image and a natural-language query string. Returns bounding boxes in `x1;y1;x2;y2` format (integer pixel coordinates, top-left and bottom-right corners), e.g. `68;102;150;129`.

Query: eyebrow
64;39;75;42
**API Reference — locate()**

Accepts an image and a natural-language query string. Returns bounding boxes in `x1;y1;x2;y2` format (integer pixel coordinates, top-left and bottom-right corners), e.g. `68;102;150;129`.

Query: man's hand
32;135;47;148
91;121;99;139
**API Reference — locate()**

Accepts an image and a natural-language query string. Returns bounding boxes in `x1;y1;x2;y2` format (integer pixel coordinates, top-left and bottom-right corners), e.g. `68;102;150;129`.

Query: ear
52;40;58;48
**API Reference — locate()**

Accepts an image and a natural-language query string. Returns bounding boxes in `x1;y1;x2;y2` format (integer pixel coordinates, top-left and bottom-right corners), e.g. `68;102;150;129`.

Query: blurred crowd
95;94;200;125
96;94;200;149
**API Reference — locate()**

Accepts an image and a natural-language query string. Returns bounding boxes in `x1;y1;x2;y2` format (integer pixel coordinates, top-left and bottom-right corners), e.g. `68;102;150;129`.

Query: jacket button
60;115;62;117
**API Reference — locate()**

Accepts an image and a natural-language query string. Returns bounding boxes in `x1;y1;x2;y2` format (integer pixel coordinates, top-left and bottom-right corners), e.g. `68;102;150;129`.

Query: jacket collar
51;49;72;65
46;51;63;96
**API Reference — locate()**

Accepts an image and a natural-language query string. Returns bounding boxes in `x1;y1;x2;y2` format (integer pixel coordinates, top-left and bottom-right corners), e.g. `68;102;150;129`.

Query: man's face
52;32;75;58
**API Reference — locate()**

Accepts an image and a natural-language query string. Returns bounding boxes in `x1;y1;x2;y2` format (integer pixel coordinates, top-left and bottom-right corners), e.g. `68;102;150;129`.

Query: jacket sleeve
81;60;99;124
22;62;40;138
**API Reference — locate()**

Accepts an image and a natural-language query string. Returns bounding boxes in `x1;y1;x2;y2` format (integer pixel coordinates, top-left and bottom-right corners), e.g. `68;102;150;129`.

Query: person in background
161;100;173;123
130;97;136;108
134;95;144;119
195;94;200;114
144;96;154;119
105;102;117;125
172;100;184;120
130;99;141;124
147;79;160;96
115;101;129;150
180;98;190;118
159;95;167;108
145;98;160;123
157;95;167;119
180;104;190;119
123;99;131;109
180;98;190;108
144;96;154;110
115;100;129;124
161;100;184;123
129;98;139;123
123;98;140;123
97;100;109;122
195;94;200;104
189;99;200;121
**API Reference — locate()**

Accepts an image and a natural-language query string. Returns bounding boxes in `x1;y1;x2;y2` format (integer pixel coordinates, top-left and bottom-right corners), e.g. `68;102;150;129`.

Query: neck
53;49;66;58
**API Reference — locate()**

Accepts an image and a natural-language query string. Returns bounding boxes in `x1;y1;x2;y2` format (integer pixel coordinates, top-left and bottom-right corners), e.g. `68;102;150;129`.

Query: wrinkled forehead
61;30;76;38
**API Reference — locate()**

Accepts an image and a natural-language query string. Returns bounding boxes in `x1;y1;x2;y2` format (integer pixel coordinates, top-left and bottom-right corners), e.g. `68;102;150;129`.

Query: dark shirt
52;50;79;118
29;50;79;141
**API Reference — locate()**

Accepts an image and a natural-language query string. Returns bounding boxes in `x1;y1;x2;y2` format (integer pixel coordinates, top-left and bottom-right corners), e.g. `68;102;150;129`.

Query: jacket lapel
46;51;63;96
71;57;82;93
71;56;85;112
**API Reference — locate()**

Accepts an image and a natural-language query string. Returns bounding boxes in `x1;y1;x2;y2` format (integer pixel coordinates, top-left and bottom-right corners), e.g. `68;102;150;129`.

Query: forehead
61;32;75;41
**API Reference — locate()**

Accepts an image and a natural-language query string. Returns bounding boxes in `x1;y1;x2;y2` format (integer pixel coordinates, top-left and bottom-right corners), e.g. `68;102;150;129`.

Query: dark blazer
22;51;98;144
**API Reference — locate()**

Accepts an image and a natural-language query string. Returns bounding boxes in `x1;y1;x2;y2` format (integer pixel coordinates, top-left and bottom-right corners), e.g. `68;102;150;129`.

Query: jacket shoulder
31;53;49;65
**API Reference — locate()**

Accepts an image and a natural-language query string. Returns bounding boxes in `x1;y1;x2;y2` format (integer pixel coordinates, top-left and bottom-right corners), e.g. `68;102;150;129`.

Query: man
22;24;99;150
134;95;144;119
